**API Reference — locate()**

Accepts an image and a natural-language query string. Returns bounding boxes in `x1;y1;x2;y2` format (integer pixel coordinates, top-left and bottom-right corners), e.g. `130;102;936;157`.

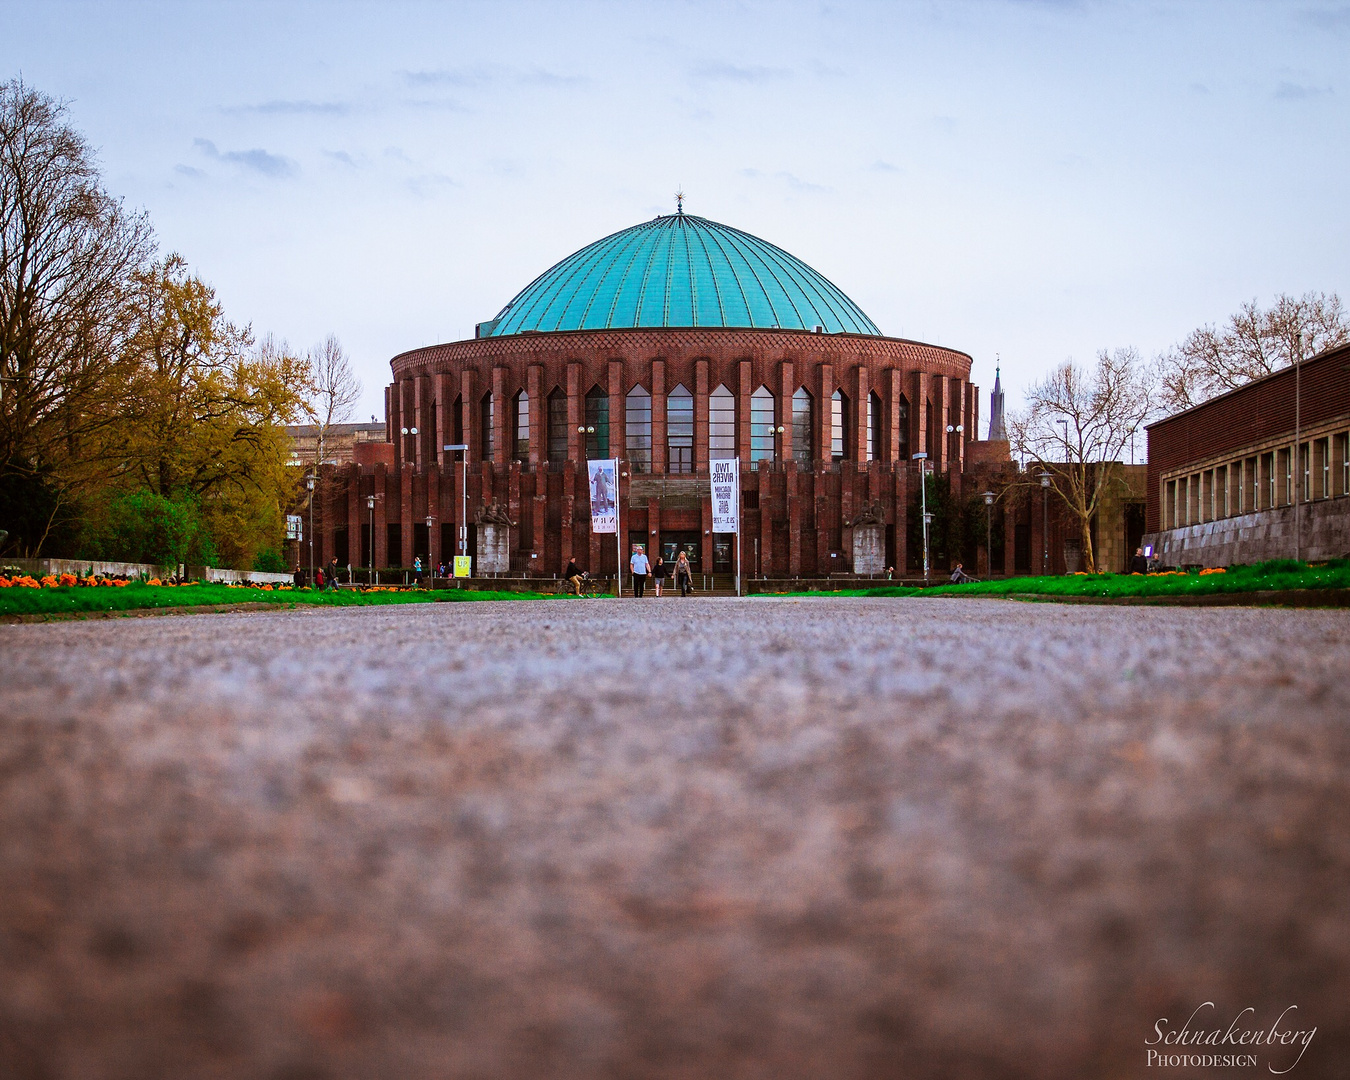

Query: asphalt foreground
1;599;1347;1080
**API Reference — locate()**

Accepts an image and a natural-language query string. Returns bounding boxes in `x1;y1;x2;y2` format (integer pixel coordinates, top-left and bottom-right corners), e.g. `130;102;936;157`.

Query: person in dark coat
1130;547;1149;574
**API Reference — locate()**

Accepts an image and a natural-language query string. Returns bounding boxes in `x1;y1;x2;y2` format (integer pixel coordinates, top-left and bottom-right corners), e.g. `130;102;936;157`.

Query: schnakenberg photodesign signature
1146;1003;1315;1073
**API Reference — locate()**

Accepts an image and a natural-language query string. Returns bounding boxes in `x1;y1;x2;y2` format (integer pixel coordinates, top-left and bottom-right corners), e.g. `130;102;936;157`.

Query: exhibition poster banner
588;459;617;534
453;556;472;578
711;458;739;532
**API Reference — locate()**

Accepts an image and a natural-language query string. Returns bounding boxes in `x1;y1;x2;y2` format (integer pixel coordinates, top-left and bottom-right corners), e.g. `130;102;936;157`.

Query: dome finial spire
674;187;684;216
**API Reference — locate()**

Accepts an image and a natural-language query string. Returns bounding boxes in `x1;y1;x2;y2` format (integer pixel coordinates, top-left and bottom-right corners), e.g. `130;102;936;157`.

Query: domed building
317;206;982;582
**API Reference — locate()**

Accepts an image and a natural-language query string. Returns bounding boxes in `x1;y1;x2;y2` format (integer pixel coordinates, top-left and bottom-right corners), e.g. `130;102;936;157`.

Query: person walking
652;554;667;597
413;555;423;587
328;558;340;591
674;548;692;597
630;546;650;598
315;565;325;590
293;565;305;590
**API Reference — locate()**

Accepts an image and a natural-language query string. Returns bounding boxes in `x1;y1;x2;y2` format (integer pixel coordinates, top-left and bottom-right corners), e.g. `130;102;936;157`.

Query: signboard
587;459;617;534
710;459;739;532
453;555;472;578
286;514;303;540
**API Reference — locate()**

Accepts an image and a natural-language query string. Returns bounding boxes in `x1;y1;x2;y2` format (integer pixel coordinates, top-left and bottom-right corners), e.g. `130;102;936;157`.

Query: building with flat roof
1142;343;1350;567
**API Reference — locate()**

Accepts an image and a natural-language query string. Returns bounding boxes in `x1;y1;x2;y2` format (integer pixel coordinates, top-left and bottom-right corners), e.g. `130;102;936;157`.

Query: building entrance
661;532;701;572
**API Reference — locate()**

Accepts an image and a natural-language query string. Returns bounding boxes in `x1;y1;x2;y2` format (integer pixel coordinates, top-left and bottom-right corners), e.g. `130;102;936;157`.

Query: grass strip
770;559;1350;600
0;583;549;618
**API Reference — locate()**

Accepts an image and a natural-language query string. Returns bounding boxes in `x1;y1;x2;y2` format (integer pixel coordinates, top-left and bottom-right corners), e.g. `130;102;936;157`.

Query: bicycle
553;571;605;597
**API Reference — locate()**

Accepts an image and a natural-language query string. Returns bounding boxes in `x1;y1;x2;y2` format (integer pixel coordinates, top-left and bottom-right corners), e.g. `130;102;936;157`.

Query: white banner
710;458;739;532
587;459;617;534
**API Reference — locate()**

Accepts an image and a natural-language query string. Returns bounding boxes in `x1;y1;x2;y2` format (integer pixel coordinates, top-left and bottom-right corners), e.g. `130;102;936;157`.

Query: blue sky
5;0;1348;422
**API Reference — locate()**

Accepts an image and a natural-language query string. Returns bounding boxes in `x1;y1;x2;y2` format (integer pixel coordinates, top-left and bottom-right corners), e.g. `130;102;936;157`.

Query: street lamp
983;490;996;577
1038;471;1052;575
425;513;435;585
443;443;470;571
913;452;930;583
1295;332;1304;563
305;474;316;587
366;494;375;583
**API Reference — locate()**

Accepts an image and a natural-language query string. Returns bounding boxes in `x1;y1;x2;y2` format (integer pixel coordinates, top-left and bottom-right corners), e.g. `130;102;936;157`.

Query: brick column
400;463;414;568
389;383;403;469
932;374;947;471
460;370;477;463
493;366;507;466
651;359;667;473
347;463;361;576
415;375;430;466
787;463;801;576
527;365;543;465
778;360;794;463
910;371;924;460
567;362;581;463
818;364;833;465
694;359;709;473
608;360;623;466
738;361;753;467
853;364;869;463
435;373;453;465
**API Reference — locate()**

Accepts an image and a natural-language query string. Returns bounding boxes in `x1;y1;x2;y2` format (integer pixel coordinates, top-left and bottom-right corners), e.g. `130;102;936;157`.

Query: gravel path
1;598;1348;1079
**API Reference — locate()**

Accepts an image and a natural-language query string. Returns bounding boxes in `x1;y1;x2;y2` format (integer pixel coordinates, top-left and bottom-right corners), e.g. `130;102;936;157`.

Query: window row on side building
1144;343;1350;567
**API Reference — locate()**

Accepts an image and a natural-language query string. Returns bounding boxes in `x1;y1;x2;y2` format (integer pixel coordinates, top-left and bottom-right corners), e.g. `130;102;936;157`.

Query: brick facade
312;326;978;578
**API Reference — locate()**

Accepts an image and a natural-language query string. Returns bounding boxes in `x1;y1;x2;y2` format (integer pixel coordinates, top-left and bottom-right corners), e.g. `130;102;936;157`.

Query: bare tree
1009;348;1153;575
303;334;361;466
1156;292;1348;413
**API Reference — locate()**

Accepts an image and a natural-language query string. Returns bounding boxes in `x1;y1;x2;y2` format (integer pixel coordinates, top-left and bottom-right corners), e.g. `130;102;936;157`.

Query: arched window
547;388;568;462
452;394;463;447
513;390;529;462
480;392;495;460
792;387;813;464
709;384;735;460
751;385;776;468
626;385;651;473
584;385;609;459
832;389;849;462
667;383;693;474
867;391;883;462
897;395;909;461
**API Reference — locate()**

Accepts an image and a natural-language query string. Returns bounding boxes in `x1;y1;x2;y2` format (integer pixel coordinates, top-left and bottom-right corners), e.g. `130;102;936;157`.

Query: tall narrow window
709;384;735;460
867;391;883;461
626;385;651;473
547;388;568;462
792;387;813;465
1340;434;1349;496
831;389;849;462
513;390;529;462
897;396;909;461
452;395;463;446
480;392;495;460
751;386;775;468
584;385;609;459
667;383;693;474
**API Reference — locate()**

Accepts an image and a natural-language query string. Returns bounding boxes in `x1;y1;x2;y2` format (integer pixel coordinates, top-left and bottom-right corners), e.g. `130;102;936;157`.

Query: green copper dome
480;212;882;337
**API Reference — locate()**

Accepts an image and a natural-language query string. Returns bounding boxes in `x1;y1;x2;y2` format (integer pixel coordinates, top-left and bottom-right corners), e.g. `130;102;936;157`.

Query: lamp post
305;474;316;587
366;494;375;583
1038;471;1052;575
443;443;470;571
1294;332;1303;563
425;514;434;586
983;490;996;577
913;452;930;583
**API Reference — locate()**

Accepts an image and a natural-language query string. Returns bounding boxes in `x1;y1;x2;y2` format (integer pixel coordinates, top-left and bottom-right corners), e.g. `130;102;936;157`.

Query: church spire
987;358;1006;441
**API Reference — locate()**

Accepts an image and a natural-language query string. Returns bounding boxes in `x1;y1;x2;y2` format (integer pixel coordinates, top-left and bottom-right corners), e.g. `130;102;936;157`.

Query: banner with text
587;459;618;533
710;459;739;532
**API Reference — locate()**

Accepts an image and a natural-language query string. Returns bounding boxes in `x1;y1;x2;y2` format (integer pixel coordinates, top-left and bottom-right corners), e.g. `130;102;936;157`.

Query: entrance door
661;532;701;572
